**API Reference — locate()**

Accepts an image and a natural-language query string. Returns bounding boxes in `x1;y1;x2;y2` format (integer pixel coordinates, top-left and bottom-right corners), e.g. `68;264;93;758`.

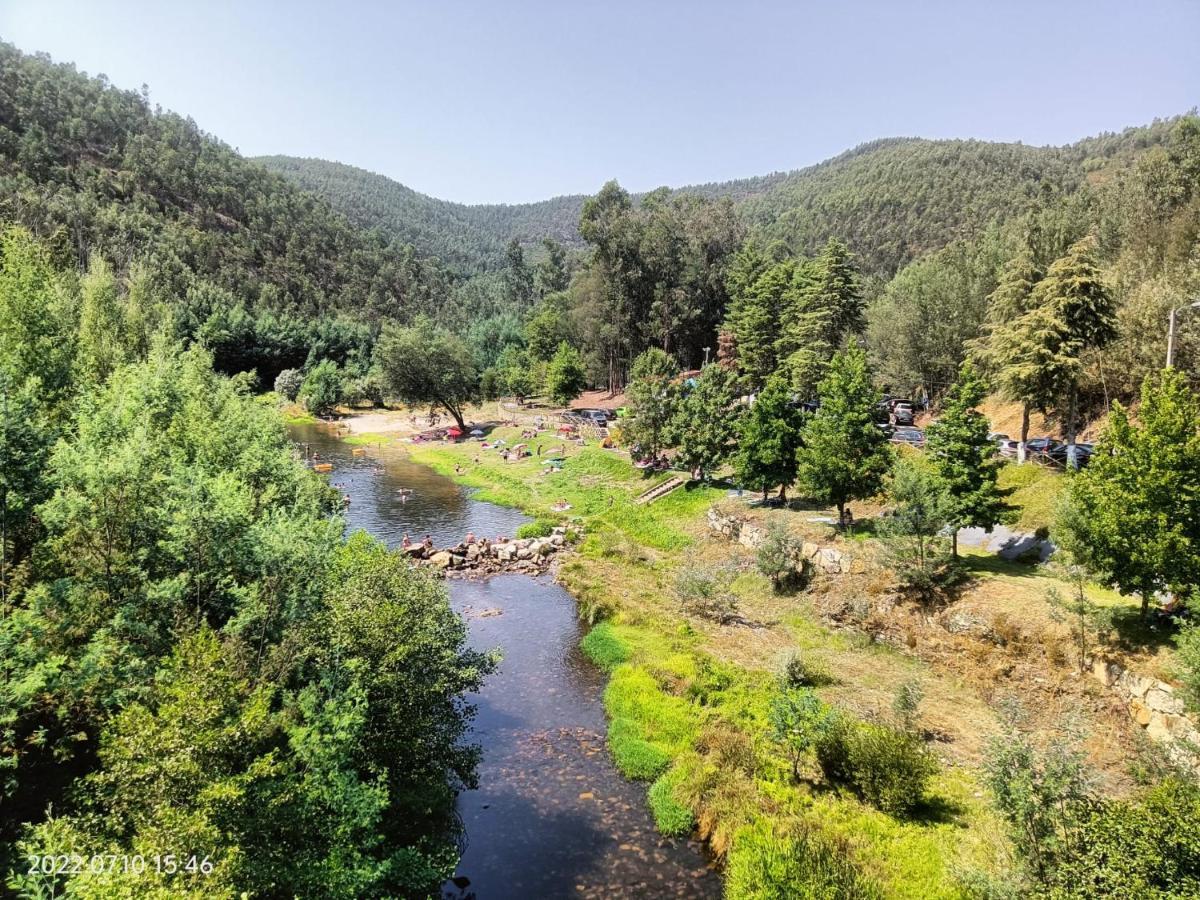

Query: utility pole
1167;300;1200;368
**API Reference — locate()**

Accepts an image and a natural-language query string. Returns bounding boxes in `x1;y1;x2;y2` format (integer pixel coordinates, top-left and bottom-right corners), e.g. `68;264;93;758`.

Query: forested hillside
260;122;1180;280
0;42;454;381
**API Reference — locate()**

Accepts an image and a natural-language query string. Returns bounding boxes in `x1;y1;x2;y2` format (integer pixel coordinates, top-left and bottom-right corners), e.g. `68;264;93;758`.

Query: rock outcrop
1092;657;1200;771
706;506;860;575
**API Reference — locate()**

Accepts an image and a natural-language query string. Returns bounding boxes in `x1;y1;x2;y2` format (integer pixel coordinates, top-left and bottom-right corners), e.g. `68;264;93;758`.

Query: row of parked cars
989;433;1095;467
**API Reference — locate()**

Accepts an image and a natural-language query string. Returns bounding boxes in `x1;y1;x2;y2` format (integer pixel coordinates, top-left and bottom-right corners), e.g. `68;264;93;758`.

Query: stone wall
1092;657;1200;770
706;506;864;575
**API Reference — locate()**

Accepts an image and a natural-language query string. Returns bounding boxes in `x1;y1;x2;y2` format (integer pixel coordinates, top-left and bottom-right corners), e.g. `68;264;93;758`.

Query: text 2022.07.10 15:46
27;854;214;877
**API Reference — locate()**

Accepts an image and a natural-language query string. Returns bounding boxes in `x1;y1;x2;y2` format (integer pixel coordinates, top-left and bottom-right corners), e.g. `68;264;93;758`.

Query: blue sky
2;0;1197;203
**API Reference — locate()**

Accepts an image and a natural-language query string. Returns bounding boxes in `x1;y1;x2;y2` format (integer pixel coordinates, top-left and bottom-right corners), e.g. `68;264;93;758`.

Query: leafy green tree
1058;368;1200;619
525;291;575;361
495;346;536;404
671;363;737;480
735;377;804;500
274;367;304;401
375;317;478;429
544;342;587;406
534;238;570;297
796;345;891;523
300;359;344;415
624;348;679;460
0;373;52;600
924;361;1011;556
757;522;805;592
769;688;837;781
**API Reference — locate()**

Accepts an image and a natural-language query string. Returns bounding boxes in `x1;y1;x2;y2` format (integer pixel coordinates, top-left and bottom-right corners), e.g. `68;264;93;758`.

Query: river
289;424;719;899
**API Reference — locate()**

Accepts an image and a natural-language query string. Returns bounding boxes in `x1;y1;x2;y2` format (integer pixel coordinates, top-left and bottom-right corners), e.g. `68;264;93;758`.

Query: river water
289;424;719;899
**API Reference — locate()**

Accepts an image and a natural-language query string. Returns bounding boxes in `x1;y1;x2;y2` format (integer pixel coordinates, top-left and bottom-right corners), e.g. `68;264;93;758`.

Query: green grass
342;432;397;446
998;462;1065;533
604;664;703;779
649;767;696;836
580;622;633;671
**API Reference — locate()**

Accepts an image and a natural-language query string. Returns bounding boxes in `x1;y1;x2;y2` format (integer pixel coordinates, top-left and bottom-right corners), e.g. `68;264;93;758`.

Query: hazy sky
2;0;1197;204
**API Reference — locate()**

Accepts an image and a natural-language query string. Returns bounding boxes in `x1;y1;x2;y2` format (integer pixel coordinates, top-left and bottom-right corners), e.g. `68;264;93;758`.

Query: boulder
818;548;843;574
428;551;454;569
1146;686;1184;716
1130;699;1153;727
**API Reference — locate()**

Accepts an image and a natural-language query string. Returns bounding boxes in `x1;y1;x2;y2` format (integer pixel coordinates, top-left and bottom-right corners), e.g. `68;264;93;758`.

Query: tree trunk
1141;592;1150;621
447;405;466;431
951;528;958;559
1018;403;1030;464
1065;389;1078;470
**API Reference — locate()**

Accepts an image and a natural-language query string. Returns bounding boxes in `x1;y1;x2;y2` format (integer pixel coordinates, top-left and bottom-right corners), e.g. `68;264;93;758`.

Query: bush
648;768;695;836
675;564;739;623
815;717;936;815
779;650;834;688
1044;778;1200;899
580;622;631;672
725;821;883;900
1175;622;1200;714
756;522;806;592
299;359;343;415
274;367;303;401
845;722;937;815
516;519;555;539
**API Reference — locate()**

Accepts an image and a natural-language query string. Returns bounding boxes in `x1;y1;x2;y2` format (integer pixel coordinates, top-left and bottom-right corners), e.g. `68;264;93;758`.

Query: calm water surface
289;424;719;899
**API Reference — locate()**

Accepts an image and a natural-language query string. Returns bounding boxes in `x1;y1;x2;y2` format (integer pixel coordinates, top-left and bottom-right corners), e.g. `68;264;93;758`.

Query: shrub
274;367;303;401
1044;778;1200;899
675;564;739;623
779;650;834;688
1175;622;1200;714
815;716;937;815
580;622;631;672
725;820;884;900
844;722;937;815
648;768;695;837
756;522;805;592
516;519;555;539
892;678;925;732
299;359;343;415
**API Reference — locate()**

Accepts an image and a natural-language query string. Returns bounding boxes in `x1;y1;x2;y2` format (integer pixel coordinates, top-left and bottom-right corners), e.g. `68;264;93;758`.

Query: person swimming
401;533;412;548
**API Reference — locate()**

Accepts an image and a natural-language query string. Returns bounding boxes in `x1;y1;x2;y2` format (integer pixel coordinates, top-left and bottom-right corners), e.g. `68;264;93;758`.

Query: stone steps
635;475;686;506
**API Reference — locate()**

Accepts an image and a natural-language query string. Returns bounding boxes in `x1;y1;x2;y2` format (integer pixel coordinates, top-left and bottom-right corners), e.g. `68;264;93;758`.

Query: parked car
579;409;611;426
987;432;1010;443
996;439;1020;458
1025;437;1062;455
890;426;925;447
890;403;915;426
1047;442;1094;468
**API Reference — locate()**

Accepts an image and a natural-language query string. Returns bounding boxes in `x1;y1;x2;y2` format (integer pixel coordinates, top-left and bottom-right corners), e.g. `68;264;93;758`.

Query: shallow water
289;424;719;898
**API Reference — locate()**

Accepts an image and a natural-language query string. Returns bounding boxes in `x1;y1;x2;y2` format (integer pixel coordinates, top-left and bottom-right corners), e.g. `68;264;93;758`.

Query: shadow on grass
1105;606;1179;654
959;552;1044;580
909;791;969;827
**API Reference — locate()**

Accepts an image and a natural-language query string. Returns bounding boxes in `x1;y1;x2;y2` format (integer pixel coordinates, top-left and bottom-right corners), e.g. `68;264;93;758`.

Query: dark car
1025;437;1062;455
890;426;924;447
579;409;611;427
1047;442;1094;468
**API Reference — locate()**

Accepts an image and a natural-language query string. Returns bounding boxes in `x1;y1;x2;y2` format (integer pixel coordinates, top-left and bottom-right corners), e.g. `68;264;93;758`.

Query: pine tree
777;239;863;395
725;260;790;385
796;345;891;523
925;362;1012;556
672;363;738;480
734;377;804;500
1057;368;1200;619
972;247;1044;458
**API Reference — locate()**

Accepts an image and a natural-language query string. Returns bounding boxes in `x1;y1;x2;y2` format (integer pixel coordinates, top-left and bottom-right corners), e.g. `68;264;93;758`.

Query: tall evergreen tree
672;363;738;481
734;377;805;501
77;255;126;385
796;345;891;524
924;362;1011;556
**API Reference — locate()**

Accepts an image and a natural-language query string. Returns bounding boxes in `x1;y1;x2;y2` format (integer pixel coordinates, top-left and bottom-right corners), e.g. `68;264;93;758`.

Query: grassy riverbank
408;428;1014;898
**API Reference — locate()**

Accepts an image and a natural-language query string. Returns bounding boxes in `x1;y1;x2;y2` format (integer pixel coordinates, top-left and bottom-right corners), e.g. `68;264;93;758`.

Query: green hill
258;122;1176;279
0;41;451;323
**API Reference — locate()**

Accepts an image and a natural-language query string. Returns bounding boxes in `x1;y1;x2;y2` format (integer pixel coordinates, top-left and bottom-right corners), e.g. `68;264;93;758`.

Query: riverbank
404;426;1012;898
